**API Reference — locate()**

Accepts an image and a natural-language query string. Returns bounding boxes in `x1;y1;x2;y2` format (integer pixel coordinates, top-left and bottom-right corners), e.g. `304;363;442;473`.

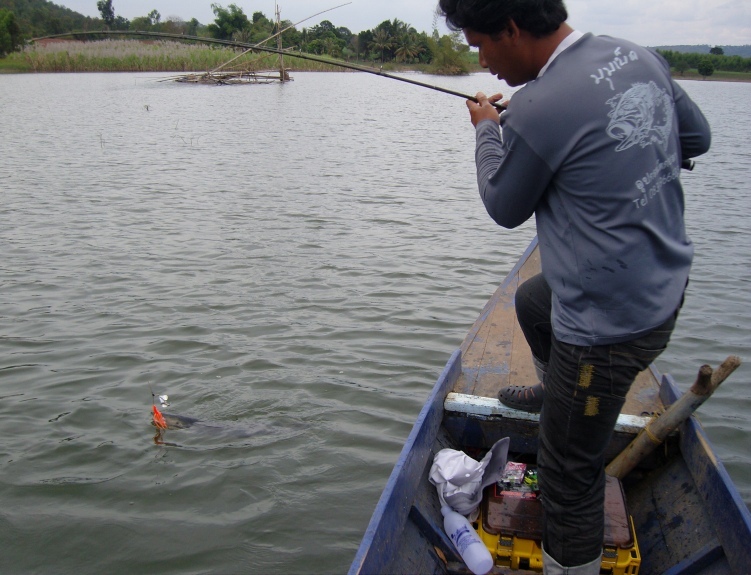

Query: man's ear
506;19;521;42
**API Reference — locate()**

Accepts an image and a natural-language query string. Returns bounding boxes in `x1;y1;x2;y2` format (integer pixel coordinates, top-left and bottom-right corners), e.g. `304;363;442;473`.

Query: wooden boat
349;237;751;575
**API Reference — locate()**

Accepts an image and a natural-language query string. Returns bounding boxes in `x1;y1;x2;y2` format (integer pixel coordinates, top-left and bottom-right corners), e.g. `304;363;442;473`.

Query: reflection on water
0;72;748;574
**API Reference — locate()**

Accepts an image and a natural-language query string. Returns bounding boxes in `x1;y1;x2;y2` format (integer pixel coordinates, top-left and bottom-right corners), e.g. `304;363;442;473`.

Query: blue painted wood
658;371;681;407
660;373;751;573
661;539;725;575
348;350;463;575
408;505;462;564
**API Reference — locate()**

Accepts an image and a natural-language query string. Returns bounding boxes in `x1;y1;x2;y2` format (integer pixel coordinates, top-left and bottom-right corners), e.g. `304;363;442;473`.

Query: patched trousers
515;274;678;567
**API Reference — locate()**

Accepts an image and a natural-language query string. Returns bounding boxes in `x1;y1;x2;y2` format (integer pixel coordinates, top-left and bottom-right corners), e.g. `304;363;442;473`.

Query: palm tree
349;35;361;60
392;19;409;38
370;27;392;63
395;31;424;63
322;36;340;57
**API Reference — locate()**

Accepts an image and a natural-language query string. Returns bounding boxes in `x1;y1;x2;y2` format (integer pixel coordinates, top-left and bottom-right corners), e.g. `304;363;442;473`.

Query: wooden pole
606;355;741;479
276;4;285;83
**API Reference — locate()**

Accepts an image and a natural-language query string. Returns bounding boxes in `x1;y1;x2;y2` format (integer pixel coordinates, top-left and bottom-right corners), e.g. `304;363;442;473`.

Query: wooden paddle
606;355;742;479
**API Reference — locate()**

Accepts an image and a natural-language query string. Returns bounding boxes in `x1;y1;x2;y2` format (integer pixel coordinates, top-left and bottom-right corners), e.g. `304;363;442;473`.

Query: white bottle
441;506;493;575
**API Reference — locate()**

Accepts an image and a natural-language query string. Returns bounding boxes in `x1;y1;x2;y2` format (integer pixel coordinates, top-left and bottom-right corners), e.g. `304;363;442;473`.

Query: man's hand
466;92;505;127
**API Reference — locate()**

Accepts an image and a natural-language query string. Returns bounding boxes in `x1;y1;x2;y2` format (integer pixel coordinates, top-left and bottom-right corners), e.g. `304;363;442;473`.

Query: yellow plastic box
476;474;641;574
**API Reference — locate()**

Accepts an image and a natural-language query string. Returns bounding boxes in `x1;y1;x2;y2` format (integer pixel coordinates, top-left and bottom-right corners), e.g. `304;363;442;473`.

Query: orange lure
152;404;168;429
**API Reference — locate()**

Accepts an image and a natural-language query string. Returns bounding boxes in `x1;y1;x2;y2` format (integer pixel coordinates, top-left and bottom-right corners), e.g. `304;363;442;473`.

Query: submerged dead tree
275;5;289;82
173;70;286;85
171;4;291;85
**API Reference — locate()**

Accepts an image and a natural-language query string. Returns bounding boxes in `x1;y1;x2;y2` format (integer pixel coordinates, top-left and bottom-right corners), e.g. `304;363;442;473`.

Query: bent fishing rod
32;30;696;170
32;30;506;111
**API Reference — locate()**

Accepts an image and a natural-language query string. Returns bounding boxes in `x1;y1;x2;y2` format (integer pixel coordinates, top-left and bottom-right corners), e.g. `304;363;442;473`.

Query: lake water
1;71;749;574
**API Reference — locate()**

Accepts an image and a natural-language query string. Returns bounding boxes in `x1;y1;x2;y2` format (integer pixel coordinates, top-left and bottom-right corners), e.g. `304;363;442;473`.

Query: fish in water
152;411;252;434
150;406;300;444
157;412;203;430
149;403;306;446
151;404;203;431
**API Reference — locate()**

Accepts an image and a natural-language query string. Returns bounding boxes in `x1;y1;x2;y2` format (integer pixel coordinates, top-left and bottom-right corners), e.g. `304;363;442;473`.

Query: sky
58;0;751;47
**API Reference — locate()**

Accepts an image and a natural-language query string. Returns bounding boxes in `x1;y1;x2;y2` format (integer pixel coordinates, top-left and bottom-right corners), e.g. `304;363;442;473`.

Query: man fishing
437;1;710;573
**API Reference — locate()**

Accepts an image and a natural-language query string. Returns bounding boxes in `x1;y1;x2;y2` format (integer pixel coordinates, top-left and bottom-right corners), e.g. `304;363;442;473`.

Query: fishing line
33;30;696;168
33;30;506;111
211;2;353;74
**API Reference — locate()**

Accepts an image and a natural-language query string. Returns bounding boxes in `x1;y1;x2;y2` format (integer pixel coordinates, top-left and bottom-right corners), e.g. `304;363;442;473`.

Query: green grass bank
0;39;352;73
2;39;749;82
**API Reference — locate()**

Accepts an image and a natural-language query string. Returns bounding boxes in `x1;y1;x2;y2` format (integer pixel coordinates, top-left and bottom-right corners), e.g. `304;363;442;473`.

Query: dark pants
515;274;677;566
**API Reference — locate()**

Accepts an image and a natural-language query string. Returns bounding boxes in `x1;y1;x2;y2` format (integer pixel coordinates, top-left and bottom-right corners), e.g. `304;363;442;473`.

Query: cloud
566;0;751;45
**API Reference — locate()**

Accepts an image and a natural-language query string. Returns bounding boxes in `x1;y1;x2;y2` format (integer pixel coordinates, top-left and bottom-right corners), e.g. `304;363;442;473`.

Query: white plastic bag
429;437;510;517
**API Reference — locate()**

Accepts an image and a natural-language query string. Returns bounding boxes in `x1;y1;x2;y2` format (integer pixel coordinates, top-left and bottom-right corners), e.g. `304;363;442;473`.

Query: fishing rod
31;30;506;111
31;30;696;170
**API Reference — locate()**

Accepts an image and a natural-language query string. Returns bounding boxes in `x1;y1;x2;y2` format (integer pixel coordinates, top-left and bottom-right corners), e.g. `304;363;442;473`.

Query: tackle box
476;465;641;574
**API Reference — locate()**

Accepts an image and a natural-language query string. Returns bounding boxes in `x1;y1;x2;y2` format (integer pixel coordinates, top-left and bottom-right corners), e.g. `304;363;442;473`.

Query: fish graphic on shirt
605;81;674;152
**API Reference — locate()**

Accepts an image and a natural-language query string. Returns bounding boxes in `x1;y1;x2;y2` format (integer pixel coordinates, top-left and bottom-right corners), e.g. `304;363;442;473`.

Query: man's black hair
438;0;568;38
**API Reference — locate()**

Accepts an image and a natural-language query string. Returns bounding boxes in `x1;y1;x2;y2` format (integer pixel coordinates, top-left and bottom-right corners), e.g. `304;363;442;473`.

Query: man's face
464;27;533;87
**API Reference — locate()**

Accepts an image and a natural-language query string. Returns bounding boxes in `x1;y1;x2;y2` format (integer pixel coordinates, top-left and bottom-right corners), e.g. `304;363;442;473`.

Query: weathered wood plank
457;242;537;397
623;367;662;416
660;373;751;574
661;540;727;575
445;393;654;435
453;238;663;418
625;453;736;574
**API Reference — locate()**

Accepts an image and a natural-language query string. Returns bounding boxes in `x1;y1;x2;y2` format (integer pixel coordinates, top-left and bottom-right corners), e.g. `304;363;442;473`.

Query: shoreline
2;67;749;83
1;42;749;82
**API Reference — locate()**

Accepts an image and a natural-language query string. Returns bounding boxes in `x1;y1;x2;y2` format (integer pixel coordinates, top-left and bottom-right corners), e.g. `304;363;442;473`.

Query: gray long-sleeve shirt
475;33;711;346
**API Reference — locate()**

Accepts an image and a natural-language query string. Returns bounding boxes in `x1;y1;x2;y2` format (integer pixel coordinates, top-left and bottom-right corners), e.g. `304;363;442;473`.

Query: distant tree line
203;3;469;72
654;44;751;58
657;47;751;78
0;0;102;38
93;0;202;36
0;0;472;73
0;8;22;55
4;0;751;79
